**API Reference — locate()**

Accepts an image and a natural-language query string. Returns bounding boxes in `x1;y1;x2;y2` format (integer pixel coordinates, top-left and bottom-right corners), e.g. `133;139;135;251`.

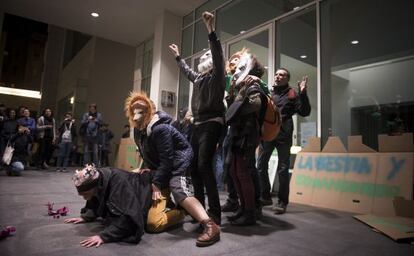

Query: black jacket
80;168;152;243
134;112;193;189
176;32;225;123
9;132;33;163
226;83;264;151
1;119;18;141
272;85;311;142
57;120;77;143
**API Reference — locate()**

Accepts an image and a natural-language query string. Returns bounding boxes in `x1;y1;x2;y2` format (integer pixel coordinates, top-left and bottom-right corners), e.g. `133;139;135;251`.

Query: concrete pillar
0;11;5;80
39;25;65;113
150;10;182;117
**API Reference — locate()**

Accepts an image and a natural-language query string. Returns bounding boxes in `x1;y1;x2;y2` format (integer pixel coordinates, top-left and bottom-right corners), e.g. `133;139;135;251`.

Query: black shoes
230;210;256;226
221;199;239;212
272;202;287;214
260;197;273;206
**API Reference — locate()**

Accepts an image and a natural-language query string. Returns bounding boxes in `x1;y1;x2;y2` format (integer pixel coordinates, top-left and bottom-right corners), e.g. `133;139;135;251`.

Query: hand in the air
168;44;180;57
202;11;214;33
297;75;308;93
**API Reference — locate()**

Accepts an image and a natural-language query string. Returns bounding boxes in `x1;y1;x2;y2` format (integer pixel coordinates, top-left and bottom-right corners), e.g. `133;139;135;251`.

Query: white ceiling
0;0;206;46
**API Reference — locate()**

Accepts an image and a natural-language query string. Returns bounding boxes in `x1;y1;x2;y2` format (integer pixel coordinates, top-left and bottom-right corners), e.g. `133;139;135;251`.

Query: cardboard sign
290;134;413;216
354;214;414;241
372;153;413;216
115;138;142;171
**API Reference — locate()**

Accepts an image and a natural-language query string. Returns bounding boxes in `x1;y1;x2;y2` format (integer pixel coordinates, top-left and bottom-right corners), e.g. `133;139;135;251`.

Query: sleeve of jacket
99;214;136;243
176;56;198;83
80;198;99;222
81;113;89;125
36;117;46;131
151;124;174;188
295;90;311;117
209;32;224;78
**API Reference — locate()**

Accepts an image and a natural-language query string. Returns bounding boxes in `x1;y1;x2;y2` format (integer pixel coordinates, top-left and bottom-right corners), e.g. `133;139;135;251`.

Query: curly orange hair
226;47;249;74
124;91;154;130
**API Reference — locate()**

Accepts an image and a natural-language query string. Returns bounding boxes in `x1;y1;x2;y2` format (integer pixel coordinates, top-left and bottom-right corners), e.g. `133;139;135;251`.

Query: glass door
226;25;273;88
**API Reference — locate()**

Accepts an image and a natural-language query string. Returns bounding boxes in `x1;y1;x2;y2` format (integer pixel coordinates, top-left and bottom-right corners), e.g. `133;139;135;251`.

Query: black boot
230;210;256;226
227;208;243;222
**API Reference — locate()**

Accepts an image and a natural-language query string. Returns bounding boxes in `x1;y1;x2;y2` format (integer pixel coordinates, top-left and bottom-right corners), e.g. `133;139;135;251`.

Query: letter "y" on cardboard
387;157;405;180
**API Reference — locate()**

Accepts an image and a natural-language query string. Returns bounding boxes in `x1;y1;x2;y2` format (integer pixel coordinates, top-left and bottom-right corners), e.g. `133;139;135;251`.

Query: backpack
259;94;281;142
61;122;72;142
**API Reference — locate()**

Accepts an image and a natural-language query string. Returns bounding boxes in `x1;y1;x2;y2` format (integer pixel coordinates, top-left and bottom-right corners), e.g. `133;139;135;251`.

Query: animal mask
124;91;154;131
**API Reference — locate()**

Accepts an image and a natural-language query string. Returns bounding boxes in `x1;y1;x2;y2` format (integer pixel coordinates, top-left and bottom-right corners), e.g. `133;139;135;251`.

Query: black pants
39;137;54;165
257;139;292;205
190;121;222;220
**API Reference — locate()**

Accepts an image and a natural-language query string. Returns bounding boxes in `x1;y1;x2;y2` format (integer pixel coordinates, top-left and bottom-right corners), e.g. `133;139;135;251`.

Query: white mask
133;108;143;121
198;50;213;74
233;53;253;86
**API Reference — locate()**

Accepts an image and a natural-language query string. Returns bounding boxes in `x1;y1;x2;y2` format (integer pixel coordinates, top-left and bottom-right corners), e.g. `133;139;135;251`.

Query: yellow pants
146;189;185;233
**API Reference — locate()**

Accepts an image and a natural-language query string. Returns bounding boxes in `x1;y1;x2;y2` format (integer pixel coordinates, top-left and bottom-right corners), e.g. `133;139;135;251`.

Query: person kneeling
64;165;152;247
125;91;220;247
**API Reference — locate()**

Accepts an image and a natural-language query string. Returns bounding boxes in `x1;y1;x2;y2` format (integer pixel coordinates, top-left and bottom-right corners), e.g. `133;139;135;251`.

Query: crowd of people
0;10;311;249
63;11;311;248
0;103;115;175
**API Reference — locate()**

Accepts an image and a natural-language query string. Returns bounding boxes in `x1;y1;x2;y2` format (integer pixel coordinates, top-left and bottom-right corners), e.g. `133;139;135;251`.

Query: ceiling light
293;6;300;10
300;55;307;59
240;30;246;34
0;86;41;99
70;96;75;104
351;40;359;45
91;12;99;18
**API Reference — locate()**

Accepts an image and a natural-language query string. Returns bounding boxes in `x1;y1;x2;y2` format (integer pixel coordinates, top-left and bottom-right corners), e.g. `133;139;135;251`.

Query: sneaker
56;168;61;172
196;219;220;247
272;202;287;214
221;200;239;212
61;168;68;173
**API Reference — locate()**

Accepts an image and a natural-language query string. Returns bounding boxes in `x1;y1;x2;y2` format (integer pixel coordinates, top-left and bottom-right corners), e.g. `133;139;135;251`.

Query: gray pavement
0;168;413;256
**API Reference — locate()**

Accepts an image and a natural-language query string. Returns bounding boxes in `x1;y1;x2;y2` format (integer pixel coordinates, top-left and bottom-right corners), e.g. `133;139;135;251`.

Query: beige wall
150;10;181;118
58;36;135;164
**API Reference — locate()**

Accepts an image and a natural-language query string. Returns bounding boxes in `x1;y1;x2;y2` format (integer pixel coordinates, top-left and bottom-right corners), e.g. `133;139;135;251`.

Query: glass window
276;6;317;149
181;25;193;58
321;0;414;150
229;29;270;85
216;0;313;42
183;11;194;27
194;20;209;53
177;58;191;112
195;0;225;18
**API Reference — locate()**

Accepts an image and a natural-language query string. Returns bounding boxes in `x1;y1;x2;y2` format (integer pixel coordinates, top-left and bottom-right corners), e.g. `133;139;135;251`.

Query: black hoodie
134;111;193;189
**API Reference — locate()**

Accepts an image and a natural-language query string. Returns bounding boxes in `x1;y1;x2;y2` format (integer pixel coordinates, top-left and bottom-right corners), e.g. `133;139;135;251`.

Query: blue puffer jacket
134;111;193;189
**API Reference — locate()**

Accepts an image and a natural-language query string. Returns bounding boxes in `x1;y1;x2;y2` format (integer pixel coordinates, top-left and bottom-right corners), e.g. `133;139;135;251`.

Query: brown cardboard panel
372;153;413;217
115;138;142;171
337;154;378;214
394;197;414;219
309;153;345;209
301;137;321;152
347;136;376;153
354;214;414;241
322;136;347;153
378;133;414;152
289;153;319;205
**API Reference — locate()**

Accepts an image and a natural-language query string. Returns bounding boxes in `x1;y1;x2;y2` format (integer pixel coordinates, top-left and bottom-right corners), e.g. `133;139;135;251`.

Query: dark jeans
57;142;73;168
83;141;98;166
39;137;54;165
257;139;292;205
190;121;223;220
224;130;261;209
230;147;256;211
